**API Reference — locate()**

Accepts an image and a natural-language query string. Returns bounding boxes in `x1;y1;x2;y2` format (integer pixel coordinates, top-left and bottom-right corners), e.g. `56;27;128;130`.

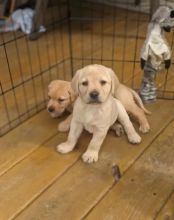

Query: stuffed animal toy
139;6;174;103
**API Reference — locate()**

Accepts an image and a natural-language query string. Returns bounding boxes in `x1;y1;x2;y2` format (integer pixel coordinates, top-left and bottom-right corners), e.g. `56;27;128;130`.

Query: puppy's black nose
90;90;99;99
48;106;55;113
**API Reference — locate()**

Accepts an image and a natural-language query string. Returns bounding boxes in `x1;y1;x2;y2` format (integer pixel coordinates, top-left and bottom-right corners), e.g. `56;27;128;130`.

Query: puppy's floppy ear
68;86;76;103
71;69;82;95
106;67;119;95
48;80;57;91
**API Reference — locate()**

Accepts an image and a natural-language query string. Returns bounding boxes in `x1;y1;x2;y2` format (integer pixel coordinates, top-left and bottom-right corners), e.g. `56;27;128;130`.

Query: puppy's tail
130;89;151;115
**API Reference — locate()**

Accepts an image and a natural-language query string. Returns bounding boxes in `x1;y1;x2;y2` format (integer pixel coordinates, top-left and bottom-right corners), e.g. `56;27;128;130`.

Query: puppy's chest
84;124;97;133
82;108;107;133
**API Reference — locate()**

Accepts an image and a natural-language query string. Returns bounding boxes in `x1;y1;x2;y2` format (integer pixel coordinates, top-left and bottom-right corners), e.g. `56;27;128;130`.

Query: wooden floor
0;100;174;220
1;4;174;220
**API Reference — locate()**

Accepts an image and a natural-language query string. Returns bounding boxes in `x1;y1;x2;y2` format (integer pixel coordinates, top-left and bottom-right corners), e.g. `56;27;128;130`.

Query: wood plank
0;132;90;220
0;110;59;176
15;100;174;220
15;156;114;220
84;110;174;220
155;193;174;220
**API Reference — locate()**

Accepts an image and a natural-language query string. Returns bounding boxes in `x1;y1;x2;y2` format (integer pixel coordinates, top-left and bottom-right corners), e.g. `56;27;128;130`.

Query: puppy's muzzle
89;90;99;100
47;106;55;113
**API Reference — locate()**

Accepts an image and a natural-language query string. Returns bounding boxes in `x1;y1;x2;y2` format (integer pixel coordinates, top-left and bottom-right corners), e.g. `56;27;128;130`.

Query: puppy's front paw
56;142;74;154
139;123;150;134
82;150;98;163
128;132;141;144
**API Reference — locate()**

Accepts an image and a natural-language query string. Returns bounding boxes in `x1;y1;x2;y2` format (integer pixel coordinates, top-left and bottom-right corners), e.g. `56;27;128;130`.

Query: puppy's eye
48;95;51;99
82;81;88;86
58;98;65;103
100;80;107;85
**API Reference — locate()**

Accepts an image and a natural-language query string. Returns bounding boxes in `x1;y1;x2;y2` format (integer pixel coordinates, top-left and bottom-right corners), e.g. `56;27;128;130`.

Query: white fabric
141;23;171;70
0;8;46;34
12;8;34;34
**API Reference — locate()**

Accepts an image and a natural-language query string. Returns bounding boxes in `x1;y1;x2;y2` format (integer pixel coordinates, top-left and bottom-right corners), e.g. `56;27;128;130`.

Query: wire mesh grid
1;0;174;136
0;0;72;136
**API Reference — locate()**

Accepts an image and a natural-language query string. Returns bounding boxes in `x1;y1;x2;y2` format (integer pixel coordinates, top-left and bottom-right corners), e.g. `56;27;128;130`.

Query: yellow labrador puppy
57;65;141;163
47;80;76;131
79;65;150;133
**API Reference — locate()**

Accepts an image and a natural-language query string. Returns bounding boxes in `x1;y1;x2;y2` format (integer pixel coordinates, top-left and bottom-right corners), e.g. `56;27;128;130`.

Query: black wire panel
1;0;174;136
0;0;71;136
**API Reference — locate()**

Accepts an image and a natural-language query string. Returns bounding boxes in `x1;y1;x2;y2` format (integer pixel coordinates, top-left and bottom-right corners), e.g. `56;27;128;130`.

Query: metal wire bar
0;82;11;132
100;2;105;64
67;0;74;77
1;32;21;124
0;59;68;96
57;1;67;79
131;2;141;88
50;2;60;79
111;6;117;69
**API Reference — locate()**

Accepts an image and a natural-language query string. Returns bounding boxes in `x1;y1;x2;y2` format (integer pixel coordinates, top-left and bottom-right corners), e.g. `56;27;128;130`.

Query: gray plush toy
139;6;174;103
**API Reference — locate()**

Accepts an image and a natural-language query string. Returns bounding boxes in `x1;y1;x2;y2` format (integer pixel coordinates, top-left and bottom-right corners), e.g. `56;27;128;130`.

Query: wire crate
1;0;174;136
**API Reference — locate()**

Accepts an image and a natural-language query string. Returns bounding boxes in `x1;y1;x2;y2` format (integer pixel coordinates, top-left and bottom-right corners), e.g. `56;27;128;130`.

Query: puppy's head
71;64;119;104
47;80;75;118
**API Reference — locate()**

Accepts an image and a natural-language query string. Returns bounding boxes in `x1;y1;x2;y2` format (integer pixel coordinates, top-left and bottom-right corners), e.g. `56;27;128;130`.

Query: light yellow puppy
57;65;141;163
48;66;150;134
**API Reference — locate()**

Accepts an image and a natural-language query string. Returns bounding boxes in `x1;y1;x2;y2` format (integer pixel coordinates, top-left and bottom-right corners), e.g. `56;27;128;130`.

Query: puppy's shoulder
73;97;83;111
112;97;123;108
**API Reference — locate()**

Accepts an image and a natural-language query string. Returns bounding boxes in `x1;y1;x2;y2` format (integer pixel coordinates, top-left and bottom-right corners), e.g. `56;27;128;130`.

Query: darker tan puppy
115;83;151;133
47;80;76;131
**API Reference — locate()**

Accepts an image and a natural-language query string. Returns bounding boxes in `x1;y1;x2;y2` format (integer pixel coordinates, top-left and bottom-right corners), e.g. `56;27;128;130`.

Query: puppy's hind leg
57;119;83;154
127;104;150;134
116;100;141;144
